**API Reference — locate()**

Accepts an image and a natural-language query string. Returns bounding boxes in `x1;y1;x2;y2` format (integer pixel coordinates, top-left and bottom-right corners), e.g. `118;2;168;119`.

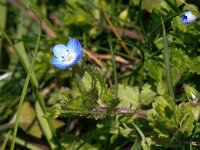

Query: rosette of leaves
147;96;200;148
45;66;118;119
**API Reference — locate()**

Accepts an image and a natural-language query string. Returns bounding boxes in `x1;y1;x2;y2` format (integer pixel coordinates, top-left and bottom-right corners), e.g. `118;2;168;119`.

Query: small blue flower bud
182;11;196;24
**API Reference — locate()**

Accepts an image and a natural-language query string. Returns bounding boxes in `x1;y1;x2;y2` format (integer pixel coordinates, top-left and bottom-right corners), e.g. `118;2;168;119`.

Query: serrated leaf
147;96;176;138
47;66;113;118
45;104;61;119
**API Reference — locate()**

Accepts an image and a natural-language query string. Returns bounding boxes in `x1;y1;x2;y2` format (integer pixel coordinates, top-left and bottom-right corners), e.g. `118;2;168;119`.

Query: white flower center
61;52;76;65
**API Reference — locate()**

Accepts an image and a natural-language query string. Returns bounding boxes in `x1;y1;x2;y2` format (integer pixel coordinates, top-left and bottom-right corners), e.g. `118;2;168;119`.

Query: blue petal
66;38;82;55
75;51;82;62
182;15;187;23
53;44;69;58
182;11;196;23
50;57;68;69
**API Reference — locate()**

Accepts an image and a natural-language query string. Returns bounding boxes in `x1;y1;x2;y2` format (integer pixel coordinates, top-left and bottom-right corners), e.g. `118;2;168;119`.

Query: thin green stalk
10;25;41;150
98;0;130;54
161;18;175;103
77;133;98;150
161;18;177;127
118;41;145;83
0;14;60;150
0;0;7;69
0;124;14;131
108;35;118;98
138;0;146;39
132;122;148;149
150;11;183;37
1;131;11;150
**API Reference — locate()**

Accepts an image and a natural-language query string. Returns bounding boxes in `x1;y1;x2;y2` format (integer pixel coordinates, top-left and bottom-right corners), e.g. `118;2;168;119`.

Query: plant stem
108;35;118;98
98;0;130;54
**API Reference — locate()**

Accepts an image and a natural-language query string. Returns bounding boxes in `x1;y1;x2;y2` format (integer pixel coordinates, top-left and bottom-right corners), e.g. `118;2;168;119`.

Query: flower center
61;53;75;64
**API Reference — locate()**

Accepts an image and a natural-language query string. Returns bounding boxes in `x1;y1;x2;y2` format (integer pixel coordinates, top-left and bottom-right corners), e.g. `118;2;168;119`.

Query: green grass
1;0;200;149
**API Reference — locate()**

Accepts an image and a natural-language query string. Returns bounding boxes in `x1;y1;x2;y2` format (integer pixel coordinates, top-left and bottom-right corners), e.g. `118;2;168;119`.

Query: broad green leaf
117;84;140;109
144;59;163;81
157;80;167;95
140;83;157;105
148;96;176;139
184;102;200;121
132;0;162;12
189;56;200;74
170;48;190;84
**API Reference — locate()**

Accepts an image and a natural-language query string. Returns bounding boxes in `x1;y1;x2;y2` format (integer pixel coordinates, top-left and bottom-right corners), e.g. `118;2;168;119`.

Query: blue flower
50;38;82;69
182;11;196;24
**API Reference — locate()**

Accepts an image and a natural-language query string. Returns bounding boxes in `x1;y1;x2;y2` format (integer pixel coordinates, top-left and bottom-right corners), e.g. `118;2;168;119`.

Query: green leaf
117;84;140;109
132;0;162;12
157;80;168;95
170;48;190;84
46;66;114;119
130;135;141;150
45;104;61;119
110;134;118;144
189;56;200;74
35;102;56;149
144;59;163;81
147;96;176;139
140;83;157;105
174;102;196;139
184;102;200;121
132;122;149;150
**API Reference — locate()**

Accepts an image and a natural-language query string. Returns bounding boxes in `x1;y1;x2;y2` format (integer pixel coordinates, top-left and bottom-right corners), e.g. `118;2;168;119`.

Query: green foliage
140;83;157;105
184;84;200;102
1;0;200;149
117;84;140;109
46;66;116;119
148;96;200;148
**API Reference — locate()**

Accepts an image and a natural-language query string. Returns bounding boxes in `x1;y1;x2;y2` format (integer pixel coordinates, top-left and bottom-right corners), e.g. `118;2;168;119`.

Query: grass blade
132;122;148;150
161;18;175;103
108;35;118;98
10;22;41;150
